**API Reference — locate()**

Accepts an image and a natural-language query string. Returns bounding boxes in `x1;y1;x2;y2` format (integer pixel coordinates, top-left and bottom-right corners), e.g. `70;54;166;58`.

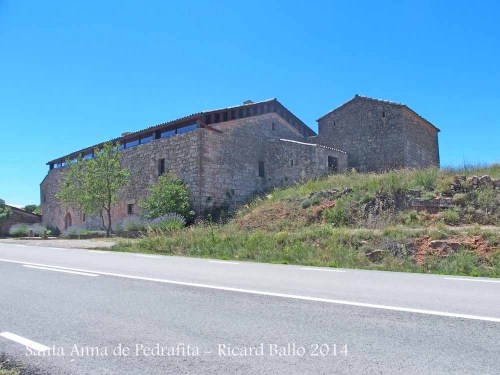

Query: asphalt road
0;242;499;374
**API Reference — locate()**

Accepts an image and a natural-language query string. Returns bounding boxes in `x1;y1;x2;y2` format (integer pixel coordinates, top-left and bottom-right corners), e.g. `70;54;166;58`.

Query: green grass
110;165;500;278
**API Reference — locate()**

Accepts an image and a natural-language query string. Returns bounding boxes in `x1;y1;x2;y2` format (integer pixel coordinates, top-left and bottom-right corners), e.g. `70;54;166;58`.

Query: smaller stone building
0;206;42;236
317;95;440;172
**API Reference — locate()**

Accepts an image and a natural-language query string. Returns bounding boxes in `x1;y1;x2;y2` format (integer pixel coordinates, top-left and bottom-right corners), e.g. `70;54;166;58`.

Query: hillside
114;165;500;277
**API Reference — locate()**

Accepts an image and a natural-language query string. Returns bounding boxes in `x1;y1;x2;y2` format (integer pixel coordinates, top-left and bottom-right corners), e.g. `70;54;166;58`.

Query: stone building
0;206;41;236
41;98;347;230
41;95;439;231
317;95;440;172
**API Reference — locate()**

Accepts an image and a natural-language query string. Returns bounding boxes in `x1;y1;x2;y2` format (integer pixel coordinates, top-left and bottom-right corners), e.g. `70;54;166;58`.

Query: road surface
0;242;499;374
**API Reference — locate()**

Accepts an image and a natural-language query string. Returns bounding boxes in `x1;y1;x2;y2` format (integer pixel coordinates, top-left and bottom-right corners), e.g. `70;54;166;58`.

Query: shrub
0;199;11;221
28;223;48;236
113;216;148;233
9;223;29;237
440;208;461;226
62;225;106;238
323;199;350;226
147;213;187;234
47;226;61;237
139;173;193;220
414;168;438;191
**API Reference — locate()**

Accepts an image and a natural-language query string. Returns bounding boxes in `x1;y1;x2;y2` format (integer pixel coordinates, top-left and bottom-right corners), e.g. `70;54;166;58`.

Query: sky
0;0;499;206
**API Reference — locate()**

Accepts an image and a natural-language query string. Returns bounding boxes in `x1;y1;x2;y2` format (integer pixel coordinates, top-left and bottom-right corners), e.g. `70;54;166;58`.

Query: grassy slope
112;165;500;277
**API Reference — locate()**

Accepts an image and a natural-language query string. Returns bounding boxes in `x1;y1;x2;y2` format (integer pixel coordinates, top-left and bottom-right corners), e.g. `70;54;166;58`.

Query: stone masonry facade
317;95;439;172
41;95;438;231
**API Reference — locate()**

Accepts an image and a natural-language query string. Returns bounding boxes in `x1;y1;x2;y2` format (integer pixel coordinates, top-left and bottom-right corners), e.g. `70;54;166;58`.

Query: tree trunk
106;207;112;238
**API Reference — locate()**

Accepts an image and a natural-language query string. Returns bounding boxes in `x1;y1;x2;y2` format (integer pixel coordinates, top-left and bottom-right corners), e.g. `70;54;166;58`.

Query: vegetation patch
111;165;500;277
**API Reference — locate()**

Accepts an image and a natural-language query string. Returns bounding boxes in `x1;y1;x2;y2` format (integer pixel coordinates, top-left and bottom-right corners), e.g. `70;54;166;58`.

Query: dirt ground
0;238;116;249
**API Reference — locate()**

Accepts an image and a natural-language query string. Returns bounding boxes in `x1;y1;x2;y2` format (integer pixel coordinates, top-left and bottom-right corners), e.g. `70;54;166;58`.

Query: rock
469;176;479;186
494;179;500;189
407;189;421;198
479;175;493;188
365;249;388;262
429;240;460;251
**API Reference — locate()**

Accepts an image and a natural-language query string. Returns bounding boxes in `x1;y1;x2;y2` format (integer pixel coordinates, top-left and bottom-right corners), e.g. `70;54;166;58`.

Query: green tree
139;173;192;220
56;142;130;237
0;199;12;221
23;204;41;215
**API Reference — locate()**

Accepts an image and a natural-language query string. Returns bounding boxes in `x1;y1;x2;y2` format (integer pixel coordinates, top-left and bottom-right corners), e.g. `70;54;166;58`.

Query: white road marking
0;258;498;323
300;267;346;273
444;277;500;284
209;260;240;265
88;250;108;253
134;254;163;259
0;332;50;352
22;265;99;277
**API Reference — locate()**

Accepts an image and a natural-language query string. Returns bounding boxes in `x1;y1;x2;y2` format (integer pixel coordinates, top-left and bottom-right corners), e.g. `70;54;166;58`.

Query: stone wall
0;207;41;235
403;108;440;168
198;113;313;212
41;112;337;229
317;96;439;172
265;139;348;188
41;130;202;229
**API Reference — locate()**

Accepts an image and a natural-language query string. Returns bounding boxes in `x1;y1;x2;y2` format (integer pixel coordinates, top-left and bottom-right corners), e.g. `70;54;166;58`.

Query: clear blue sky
1;0;499;206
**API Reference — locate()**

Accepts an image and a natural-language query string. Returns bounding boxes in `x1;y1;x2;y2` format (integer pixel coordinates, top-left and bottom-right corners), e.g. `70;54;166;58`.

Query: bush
413;168;438;191
440;208;461;226
139;173;193;220
47;226;61;237
113;216;148;233
62;225;106;238
323;200;350;226
9;223;29;237
9;223;48;237
147;213;186;234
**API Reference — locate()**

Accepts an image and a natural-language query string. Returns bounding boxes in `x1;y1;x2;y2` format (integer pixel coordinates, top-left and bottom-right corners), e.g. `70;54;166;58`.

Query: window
272;122;276;131
83;153;93;160
158;158;166;175
290;159;294;167
214;113;220;123
177;123;197;134
82;213;86;222
382;111;385;118
258;161;265;177
125;139;139;148
140;134;154;144
160;129;175;138
328;156;338;173
127;204;134;215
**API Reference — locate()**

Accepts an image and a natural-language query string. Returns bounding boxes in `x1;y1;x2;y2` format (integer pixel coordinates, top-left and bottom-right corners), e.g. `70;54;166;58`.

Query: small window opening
158;158;166;175
258;161;265;177
290;159;294;166
127;204;134;215
382;111;385;118
272;122;276;131
328;156;338;173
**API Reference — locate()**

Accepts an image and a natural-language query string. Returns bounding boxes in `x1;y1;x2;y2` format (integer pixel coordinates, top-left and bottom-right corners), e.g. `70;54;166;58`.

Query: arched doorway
65;213;72;230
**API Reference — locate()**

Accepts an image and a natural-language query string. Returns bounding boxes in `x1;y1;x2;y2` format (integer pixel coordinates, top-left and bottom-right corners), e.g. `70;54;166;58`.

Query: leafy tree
0;199;12;221
56;142;130;237
23;204;41;215
139;173;192;220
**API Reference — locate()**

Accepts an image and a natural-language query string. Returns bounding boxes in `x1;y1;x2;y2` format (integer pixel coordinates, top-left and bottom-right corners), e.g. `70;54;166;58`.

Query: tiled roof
317;94;440;132
47;98;316;165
